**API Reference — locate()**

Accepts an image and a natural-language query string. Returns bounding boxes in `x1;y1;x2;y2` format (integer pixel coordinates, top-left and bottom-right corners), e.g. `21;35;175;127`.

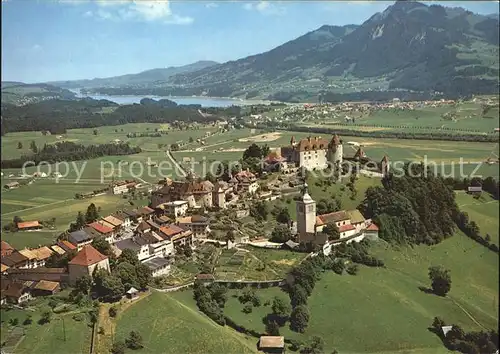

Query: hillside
50;60;219;89
0;83;76;105
165;1;499;101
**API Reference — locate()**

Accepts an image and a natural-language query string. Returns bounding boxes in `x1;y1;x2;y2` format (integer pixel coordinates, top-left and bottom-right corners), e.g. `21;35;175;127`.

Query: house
50;244;66;256
68;229;93;250
264;151;288;172
151;179;215;209
87;222;115;243
258;336;285;353
31;246;54;267
1;280;33;304
157;200;189;218
137;206;155;220
17;221;42;231
176;215;210;238
234;169;259;194
58;240;77;253
1;251;29;269
102;215;124;230
17;249;38;268
124;209;142;223
143;257;171;277
68;245;111;285
1;241;14;257
4;181;20;189
159;224;193;247
115;232;173;262
112;212;132;228
111;180;137;195
31;280;61;296
467;186;482;194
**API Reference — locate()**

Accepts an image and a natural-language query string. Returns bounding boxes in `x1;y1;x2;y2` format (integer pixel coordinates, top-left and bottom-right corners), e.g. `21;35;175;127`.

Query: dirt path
2;198;74;216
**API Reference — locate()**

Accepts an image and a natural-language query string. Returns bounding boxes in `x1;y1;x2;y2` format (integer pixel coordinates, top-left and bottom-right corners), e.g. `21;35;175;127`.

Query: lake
70;89;262;107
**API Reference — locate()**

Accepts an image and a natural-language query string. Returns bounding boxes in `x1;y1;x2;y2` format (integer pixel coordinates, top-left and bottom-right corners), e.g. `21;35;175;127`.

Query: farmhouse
111;180;137;195
30;246;54;267
17;249;38;268
17;221;42;231
68;245;111;285
31;280;61;296
88;222;115;243
0;279;33;304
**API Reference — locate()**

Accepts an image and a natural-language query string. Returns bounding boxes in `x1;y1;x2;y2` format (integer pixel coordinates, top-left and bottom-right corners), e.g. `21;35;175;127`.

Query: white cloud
243;1;285;15
32;44;42;51
83;10;93;17
205;2;218;9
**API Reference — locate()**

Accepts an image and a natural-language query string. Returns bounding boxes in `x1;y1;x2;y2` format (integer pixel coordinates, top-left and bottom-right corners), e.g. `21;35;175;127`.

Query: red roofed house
364;220;379;241
17;221;42;231
88;222;115;243
68;245;110;285
159;224;193;247
1;241;14;257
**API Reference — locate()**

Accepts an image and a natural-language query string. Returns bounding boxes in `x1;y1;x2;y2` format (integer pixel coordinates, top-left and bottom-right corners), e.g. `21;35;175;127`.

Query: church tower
296;183;316;243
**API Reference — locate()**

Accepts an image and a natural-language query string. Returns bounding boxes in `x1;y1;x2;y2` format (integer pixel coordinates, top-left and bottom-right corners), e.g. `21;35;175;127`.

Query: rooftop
17;221;41;229
33;280;60;292
69;229;92;243
18;248;37;260
259;336;285;349
316;211;350;226
31;246;53;261
68;245;108;267
88;222;113;235
347;210;365;224
143;257;171;270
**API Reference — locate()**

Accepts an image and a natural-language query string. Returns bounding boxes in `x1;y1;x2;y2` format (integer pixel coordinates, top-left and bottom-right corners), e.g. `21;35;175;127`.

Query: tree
92;236;112;256
225;230;235;244
272;296;291;318
243;304;253;313
346;264;359;275
243;143;263;160
111;340;126;354
270;224;292;243
210;283;228;308
93;129;98;135
115;261;139;289
324;223;340;240
75;275;92;296
17;141;23;149
290;284;308;308
300;336;324;354
125;330;143;350
290;305;309;333
109;306;118;318
85;203;99;223
135;263;152;290
40;311;52;324
30;140;38;153
99;275;125;302
189;137;194;143
266;320;280;336
118;248;139;266
428;266;451;296
250;201;268;222
432;317;446;334
23;315;33;325
275;207;291;224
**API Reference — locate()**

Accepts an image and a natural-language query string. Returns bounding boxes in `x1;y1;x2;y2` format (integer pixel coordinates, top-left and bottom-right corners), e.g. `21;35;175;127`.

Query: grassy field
1;183;145;249
455;191;499;247
115;291;258;354
1;123;218;160
221;232;498;353
0;293;92;354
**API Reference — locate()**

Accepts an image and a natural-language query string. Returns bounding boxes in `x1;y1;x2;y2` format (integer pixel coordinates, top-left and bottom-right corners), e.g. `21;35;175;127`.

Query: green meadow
115;291;258;354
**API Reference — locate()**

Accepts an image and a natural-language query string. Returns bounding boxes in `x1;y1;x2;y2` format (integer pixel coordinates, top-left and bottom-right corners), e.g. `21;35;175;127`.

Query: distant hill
1;83;76;105
164;1;499;101
49;60;219;89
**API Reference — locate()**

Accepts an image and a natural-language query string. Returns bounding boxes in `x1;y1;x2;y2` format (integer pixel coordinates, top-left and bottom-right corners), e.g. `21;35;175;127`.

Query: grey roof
114;238;141;251
285;240;299;249
143;257;171;270
69;230;92;243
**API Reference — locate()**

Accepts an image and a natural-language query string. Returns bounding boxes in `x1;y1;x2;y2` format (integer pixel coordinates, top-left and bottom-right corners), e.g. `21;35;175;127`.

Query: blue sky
2;0;499;83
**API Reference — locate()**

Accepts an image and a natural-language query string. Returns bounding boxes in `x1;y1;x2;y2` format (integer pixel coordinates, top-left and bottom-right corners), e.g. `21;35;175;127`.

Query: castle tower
296;183;316;243
327;134;343;165
353;146;365;161
212;182;226;209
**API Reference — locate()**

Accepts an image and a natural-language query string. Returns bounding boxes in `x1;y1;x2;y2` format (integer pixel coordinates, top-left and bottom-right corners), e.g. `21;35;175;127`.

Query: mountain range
49;1;499;102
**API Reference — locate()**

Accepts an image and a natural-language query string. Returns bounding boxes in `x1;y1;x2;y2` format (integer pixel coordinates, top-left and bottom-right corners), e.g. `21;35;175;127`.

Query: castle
295;183;379;255
280;134;343;171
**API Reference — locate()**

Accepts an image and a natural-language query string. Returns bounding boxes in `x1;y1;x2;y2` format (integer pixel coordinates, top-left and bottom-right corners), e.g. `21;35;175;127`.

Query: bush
111;341;126;354
346;264;359;275
242;304;253;313
125;331;144;350
23;315;33;326
109;306;118;318
72;314;84;322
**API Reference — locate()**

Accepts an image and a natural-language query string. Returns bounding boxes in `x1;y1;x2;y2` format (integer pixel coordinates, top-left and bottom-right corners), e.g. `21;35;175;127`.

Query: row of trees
193;281;228;325
455;210;499;253
1;141;141;169
249;124;498;143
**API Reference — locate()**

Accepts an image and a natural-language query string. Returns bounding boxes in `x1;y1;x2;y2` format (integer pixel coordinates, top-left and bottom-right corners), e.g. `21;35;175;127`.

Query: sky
2;0;499;83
